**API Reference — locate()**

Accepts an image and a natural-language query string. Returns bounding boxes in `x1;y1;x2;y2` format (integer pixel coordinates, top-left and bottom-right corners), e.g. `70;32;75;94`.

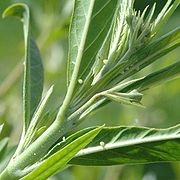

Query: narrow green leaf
109;0;132;59
67;0;119;85
0;138;8;156
23;86;54;148
100;0;133;76
81;61;180;119
44;127;95;159
69;125;180;166
0;138;9;173
92;28;112;77
23;126;103;179
104;26;180;88
152;0;179;35
122;61;180;92
71;27;180;112
103;90;144;108
0;146;16;173
3;4;44;132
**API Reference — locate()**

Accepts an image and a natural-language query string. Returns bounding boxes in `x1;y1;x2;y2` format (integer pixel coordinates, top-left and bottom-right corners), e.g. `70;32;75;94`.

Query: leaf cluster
0;0;180;179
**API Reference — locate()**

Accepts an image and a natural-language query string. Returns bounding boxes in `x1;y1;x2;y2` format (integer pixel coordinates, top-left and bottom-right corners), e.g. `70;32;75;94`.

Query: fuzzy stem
0;119;76;179
0;1;96;179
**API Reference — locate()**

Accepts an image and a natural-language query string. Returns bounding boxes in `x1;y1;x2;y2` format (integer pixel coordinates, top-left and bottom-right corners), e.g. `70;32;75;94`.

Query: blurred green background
0;0;179;179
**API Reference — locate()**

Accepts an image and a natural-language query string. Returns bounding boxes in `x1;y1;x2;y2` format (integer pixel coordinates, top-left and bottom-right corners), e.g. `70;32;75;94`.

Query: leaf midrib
76;133;180;156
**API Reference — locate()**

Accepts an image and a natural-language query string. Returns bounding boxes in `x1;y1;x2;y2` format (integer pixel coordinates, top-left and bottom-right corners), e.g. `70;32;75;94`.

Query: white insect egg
100;141;105;147
78;79;83;84
62;137;66;142
103;59;108;64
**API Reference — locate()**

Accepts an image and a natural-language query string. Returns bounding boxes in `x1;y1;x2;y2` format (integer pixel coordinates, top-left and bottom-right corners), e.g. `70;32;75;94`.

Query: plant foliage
0;0;179;179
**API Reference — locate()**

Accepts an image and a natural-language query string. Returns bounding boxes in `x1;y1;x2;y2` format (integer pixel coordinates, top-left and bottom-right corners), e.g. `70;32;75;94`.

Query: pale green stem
0;3;96;178
0;119;76;179
68;90;113;122
55;0;95;125
68;94;101;121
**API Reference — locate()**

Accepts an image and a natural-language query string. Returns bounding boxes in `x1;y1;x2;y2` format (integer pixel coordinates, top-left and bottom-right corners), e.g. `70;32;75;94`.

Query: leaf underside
67;0;119;85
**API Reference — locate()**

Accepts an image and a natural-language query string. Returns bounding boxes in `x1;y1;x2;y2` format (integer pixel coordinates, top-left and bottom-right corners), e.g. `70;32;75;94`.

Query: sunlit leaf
23;126;103;179
67;0;119;85
80;61;180;119
70;27;180;113
102;27;180;88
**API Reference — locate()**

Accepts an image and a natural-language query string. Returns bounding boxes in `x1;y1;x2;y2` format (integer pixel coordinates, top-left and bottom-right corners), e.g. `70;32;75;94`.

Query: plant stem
68;94;101;121
68;89;114;122
0;2;96;179
55;0;95;125
1;1;96;178
0;119;75;179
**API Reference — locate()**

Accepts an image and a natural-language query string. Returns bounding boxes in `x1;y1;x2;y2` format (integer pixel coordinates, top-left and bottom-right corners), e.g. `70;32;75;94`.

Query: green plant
0;0;180;179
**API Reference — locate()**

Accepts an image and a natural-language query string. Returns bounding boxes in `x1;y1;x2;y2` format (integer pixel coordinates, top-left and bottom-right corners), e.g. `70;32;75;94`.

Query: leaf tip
2;3;29;20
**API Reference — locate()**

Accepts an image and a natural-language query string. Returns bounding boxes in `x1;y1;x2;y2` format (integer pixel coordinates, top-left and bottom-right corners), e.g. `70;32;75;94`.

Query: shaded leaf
92;28;112;78
0;138;8;157
69;125;180;166
23;86;54;148
0;146;16;173
3;4;44;132
122;61;180;92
